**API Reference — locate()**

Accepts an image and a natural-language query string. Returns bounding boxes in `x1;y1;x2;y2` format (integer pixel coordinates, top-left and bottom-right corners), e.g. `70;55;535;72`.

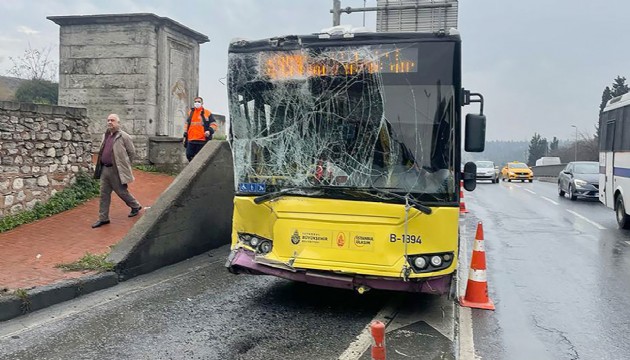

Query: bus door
604;119;615;207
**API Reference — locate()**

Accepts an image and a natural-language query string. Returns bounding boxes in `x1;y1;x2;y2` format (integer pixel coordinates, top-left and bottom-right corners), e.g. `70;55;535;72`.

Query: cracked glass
228;36;458;203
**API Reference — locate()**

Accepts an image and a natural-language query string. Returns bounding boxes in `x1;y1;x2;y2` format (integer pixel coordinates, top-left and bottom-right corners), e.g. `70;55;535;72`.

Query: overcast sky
0;0;627;141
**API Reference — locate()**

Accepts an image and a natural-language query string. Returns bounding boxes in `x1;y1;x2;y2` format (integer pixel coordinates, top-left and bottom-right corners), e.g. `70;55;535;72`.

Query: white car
475;160;500;183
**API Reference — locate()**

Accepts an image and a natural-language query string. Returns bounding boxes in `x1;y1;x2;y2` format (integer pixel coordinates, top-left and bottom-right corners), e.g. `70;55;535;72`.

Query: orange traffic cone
370;320;386;360
459;221;495;310
459;180;469;214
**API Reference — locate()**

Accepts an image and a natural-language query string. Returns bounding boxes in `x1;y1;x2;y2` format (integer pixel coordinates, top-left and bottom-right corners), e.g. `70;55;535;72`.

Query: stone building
48;13;210;168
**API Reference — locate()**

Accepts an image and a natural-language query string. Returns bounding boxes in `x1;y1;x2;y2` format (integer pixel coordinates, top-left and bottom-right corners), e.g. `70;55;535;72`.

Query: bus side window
614;108;624;151
622;108;630;151
605;120;615;151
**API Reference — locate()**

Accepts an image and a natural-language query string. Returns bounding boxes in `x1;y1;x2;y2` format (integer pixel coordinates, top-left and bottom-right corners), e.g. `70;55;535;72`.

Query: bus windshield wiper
254;186;431;215
253;187;322;204
363;187;432;215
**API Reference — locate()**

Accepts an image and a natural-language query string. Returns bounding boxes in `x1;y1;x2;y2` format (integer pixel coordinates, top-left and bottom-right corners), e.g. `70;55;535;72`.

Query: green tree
600;86;612;114
527;133;548;166
14;79;58;105
611;76;630;97
550;136;559;152
7;44;58;104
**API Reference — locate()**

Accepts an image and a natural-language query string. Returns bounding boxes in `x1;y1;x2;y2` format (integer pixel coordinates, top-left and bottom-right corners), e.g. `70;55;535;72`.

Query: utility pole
332;0;341;26
363;0;367;26
329;0;454;27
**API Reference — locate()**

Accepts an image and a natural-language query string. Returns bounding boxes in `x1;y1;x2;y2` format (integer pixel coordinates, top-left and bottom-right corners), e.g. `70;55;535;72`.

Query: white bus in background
535;157;561;166
599;92;630;228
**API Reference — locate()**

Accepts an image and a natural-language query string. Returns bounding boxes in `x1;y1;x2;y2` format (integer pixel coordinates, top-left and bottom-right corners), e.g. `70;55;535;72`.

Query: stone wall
0;101;92;217
148;136;186;173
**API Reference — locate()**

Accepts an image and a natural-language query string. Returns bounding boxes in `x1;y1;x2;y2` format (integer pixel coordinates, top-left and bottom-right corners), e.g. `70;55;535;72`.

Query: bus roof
229;28;461;53
604;92;630;112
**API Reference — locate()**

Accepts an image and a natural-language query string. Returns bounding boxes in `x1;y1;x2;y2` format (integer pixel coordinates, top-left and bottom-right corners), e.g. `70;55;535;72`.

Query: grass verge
133;164;159;173
55;252;114;272
134;164;179;176
0;172;99;233
14;288;31;313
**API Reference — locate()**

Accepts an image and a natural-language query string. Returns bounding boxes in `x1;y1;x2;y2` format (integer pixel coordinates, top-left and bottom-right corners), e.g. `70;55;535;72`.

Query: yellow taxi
501;161;534;182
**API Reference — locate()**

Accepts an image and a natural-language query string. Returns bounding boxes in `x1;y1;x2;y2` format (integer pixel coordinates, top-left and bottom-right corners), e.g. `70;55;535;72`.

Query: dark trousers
186;141;206;162
99;166;141;221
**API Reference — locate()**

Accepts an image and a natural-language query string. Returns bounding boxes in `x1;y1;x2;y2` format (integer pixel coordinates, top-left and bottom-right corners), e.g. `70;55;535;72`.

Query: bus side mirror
463;162;477;191
465;114;486;152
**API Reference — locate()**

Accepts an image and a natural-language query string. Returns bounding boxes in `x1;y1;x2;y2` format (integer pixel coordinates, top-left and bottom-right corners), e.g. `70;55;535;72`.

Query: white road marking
457;222;478;360
566;210;606;230
513;184;521;188
338;296;402;360
458;306;479;360
524;189;536;195
625;241;630;246
541;196;559;205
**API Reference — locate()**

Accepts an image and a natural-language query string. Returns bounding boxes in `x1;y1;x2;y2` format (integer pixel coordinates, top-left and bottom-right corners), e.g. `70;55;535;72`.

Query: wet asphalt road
2;245;452;360
6;178;627;359
464;179;630;360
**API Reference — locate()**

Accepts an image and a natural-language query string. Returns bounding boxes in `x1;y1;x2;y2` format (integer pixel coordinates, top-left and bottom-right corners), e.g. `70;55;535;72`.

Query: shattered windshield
228;38;457;203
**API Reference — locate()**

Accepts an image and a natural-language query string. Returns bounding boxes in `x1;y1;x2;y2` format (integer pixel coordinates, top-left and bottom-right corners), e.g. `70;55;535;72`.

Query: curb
0;272;118;322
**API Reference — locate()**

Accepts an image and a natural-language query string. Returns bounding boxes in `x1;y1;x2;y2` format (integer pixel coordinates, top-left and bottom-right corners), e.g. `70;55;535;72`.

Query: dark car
558;161;599;200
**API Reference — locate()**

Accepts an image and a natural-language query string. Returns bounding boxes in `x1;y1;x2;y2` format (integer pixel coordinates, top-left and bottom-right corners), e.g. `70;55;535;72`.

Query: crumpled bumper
225;248;451;294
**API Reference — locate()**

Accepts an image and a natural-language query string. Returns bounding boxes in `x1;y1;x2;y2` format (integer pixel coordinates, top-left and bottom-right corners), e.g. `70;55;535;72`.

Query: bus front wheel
615;195;630;229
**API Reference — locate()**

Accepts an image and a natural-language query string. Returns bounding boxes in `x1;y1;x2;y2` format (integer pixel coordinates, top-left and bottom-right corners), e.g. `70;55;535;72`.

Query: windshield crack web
228;43;455;203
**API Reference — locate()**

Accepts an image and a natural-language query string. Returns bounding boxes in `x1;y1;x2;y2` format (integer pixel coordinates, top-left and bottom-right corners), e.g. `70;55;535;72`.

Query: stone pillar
48;14;209;163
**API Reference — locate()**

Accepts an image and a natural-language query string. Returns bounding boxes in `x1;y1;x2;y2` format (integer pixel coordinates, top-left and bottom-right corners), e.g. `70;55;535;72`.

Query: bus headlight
430;255;442;267
408;252;454;273
259;241;273;254
237;233;273;254
413;257;427;269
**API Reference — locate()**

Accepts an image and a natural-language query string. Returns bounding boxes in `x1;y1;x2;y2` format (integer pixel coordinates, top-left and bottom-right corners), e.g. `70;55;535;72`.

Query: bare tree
577;132;598;161
552;132;598;162
8;43;57;81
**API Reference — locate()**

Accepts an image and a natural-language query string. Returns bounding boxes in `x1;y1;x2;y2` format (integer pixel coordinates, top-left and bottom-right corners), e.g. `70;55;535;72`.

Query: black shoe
92;220;110;228
128;207;142;217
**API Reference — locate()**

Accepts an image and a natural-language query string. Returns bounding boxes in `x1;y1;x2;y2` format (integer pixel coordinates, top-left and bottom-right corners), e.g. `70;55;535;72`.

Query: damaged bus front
225;29;485;295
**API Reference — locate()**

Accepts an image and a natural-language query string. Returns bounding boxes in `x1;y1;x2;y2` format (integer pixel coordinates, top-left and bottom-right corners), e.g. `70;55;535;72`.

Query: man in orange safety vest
183;96;218;161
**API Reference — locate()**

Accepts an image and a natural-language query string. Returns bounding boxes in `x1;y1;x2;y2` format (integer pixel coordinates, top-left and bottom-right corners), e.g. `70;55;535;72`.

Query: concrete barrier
531;164;566;178
108;141;234;280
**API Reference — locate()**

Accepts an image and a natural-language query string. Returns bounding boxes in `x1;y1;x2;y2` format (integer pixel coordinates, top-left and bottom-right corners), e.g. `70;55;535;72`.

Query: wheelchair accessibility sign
238;183;266;193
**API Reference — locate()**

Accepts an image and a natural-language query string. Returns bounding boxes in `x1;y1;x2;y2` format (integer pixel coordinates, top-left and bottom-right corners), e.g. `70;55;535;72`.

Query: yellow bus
225;27;486;295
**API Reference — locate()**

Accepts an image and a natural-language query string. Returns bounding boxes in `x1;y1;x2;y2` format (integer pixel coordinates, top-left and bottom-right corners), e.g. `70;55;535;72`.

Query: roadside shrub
14;79;58;105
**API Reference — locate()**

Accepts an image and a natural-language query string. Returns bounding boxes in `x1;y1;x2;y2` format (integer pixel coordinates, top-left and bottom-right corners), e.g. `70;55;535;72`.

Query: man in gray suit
92;114;142;228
